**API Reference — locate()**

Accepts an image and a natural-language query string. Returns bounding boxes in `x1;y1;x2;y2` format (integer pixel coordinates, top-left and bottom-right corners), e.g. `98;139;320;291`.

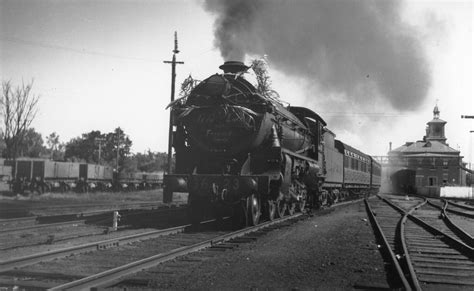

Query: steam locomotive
164;61;381;226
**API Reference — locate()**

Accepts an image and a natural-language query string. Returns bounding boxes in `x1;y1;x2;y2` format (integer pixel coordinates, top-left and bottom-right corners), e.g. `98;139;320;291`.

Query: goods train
164;61;381;226
2;158;163;194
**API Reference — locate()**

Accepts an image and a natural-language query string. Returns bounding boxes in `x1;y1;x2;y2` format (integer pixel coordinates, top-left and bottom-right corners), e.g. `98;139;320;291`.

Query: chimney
219;61;250;74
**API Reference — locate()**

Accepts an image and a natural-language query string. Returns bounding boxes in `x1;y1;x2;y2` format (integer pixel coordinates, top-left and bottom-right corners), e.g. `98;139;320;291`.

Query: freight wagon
6;158;163;194
0;159;12;192
116;171;164;191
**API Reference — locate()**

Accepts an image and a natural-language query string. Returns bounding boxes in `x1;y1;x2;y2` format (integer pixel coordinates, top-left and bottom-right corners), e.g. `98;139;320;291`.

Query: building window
428;176;437;186
442;173;448;186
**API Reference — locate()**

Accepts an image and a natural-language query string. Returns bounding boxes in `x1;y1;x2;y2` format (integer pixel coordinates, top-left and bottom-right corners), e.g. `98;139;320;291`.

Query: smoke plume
204;0;431;113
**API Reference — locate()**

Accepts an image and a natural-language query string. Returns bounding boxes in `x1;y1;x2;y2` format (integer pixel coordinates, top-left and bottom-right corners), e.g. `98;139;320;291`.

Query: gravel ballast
120;200;391;290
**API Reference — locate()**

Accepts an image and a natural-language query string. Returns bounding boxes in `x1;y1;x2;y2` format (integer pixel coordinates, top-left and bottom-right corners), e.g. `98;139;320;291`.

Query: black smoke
204;0;431;112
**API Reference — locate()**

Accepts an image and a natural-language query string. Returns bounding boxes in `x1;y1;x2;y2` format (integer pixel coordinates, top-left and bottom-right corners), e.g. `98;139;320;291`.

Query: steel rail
445;201;474;218
0;202;161;223
406;212;474;257
446;200;474;211
382;195;474;290
364;198;412;290
49;213;304;290
0;216;37;228
403;210;474;289
0;224;189;273
0;204;186;231
2;201;160;212
0;219;87;234
377;194;427;290
0;201;171;219
381;196;474;256
398;198;427;291
72;203;186;221
445;207;474;219
427;200;474;247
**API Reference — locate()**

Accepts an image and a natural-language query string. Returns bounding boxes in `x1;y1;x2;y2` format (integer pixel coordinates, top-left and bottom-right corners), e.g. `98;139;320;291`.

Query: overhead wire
0;35;161;62
1;35;416;118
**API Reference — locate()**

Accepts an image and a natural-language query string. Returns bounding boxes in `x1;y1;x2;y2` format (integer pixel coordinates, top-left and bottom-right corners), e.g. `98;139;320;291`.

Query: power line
320;112;412;117
0;35;161;62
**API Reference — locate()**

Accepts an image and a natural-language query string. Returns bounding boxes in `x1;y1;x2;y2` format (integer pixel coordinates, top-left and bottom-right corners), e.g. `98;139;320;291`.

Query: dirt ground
121;199;391;290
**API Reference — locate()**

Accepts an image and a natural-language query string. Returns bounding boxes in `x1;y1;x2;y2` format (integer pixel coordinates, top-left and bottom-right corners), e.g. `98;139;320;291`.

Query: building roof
401;153;461;158
427;118;446;124
389;140;460;156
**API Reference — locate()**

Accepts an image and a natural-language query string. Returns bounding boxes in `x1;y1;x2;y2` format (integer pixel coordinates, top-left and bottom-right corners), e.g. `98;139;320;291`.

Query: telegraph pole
164;31;184;174
462;115;474;171
95;137;106;165
116;131;120;172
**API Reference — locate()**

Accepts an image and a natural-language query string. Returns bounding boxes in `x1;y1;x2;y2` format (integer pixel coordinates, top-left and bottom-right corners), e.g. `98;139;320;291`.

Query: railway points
367;193;474;290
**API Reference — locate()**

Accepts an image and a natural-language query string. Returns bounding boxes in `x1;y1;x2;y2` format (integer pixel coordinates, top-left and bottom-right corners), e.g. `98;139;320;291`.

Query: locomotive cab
287;106;327;162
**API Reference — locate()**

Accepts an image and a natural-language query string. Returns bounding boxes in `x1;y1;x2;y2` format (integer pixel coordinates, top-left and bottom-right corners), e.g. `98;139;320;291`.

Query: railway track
0;200;181;219
0;223;190;273
427;199;474;247
0;201;185;229
0;211;305;290
365;194;424;290
0;219;109;252
0;206;188;257
446;200;474;218
366;194;474;290
0;216;37;229
0;219;87;235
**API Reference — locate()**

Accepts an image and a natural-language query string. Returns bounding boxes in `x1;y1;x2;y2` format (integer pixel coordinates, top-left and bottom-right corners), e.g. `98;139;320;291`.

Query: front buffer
164;174;269;227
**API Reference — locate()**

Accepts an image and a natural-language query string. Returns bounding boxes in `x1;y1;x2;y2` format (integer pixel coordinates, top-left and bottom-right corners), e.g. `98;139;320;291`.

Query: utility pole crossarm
163;60;184;64
461;115;474;119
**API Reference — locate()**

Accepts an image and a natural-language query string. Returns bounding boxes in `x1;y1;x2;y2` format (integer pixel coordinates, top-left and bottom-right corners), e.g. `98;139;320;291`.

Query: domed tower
425;104;447;144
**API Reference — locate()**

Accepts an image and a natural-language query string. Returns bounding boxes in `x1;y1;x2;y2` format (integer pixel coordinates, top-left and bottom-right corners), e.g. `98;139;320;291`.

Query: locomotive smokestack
219;61;250;74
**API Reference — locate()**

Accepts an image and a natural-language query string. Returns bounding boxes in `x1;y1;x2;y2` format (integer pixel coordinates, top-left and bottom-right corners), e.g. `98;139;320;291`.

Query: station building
387;105;465;197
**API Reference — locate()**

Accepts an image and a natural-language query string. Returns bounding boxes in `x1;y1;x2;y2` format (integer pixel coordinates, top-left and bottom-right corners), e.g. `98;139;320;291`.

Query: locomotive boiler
164;61;327;226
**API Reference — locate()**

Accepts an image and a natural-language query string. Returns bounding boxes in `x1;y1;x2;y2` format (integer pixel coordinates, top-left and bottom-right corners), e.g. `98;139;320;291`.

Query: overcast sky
0;0;472;165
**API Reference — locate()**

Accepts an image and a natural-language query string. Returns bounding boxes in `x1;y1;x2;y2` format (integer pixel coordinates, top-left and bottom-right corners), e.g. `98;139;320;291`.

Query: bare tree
0;80;40;159
46;132;65;160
